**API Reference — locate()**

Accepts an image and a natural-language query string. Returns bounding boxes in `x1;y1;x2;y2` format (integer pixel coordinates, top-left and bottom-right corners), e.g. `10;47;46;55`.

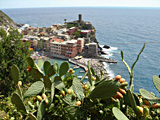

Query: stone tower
78;14;82;22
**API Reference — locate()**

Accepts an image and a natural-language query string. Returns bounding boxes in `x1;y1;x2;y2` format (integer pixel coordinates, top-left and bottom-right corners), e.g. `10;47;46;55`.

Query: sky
0;0;160;9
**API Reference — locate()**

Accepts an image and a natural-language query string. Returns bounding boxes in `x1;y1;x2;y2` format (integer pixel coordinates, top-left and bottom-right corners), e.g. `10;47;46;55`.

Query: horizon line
1;6;160;10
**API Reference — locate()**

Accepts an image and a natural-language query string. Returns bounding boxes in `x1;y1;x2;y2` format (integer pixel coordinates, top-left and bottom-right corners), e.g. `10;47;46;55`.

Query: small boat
77;76;88;79
80;71;85;73
73;66;80;69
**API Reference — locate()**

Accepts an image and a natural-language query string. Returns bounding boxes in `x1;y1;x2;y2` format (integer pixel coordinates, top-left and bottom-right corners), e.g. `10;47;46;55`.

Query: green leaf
131;43;146;71
11;64;20;84
121;51;131;74
153;75;160;93
80;72;88;82
88;62;92;86
51;83;55;103
112;107;129;120
139;89;160;101
72;77;84;101
53;62;59;75
35;63;43;74
100;70;103;77
43;76;52;89
59;62;69;76
90;67;95;76
54;76;65;91
30;68;43;81
24;81;44;98
88;80;120;99
27;57;34;68
63;94;72;105
127;90;137;114
37;101;45;120
29;113;37;120
43;61;51;75
11;92;27;113
95;75;100;82
47;65;56;77
38;59;44;69
64;106;79;118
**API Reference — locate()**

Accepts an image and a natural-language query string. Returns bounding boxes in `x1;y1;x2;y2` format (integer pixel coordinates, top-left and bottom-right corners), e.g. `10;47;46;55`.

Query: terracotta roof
40;31;45;34
54;39;64;42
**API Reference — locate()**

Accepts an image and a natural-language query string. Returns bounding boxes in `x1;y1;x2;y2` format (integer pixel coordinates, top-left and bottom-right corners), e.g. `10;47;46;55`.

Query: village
18;14;100;60
0;14;117;78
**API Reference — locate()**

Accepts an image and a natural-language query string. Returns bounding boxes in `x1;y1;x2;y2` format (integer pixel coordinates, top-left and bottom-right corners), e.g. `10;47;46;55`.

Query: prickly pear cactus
43;76;52;89
88;80;120;99
112;107;129;120
153;75;160;93
11;64;20;84
139;89;160;101
27;57;34;68
11;92;27;113
37;100;46;120
38;59;44;70
46;65;56;77
24;81;44;98
43;61;51;75
59;62;69;76
72;77;84;101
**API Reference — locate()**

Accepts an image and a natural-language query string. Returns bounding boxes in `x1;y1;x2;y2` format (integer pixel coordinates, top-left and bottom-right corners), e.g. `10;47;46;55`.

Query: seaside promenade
69;57;109;79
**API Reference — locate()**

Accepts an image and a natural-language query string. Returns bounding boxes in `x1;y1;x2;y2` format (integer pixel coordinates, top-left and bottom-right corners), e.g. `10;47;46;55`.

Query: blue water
2;7;160;95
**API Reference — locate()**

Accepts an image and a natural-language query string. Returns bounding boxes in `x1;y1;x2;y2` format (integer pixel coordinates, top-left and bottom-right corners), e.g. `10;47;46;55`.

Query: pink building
68;27;77;35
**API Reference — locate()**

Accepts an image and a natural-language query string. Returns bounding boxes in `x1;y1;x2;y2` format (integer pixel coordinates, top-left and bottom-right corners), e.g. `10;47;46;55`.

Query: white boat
77;76;88;79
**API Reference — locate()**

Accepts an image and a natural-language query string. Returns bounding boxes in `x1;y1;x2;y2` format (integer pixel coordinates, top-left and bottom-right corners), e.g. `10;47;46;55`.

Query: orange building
50;38;84;58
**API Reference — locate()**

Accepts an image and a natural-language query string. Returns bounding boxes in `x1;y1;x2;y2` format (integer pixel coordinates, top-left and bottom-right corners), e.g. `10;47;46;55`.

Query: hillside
0;10;17;29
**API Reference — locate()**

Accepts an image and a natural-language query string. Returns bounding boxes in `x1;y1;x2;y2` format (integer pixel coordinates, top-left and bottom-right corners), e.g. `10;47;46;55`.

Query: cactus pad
11;92;27;113
11;64;20;84
24;81;44;98
59;62;69;76
112;107;129;120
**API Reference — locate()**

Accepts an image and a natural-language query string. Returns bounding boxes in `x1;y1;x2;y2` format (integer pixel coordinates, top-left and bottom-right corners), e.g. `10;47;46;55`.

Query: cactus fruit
119;78;125;83
92;76;96;81
69;68;73;73
136;106;143;116
76;101;81;106
151;103;160;109
115;75;121;81
116;92;123;99
18;81;22;86
67;89;72;94
141;105;149;108
143;99;150;106
42;93;47;100
45;99;49;106
119;88;126;95
37;95;42;102
120;82;128;87
27;66;32;72
71;71;75;74
143;107;149;116
61;91;65;97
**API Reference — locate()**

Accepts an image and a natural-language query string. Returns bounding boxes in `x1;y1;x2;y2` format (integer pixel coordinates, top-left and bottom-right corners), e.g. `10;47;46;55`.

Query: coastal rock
103;45;110;49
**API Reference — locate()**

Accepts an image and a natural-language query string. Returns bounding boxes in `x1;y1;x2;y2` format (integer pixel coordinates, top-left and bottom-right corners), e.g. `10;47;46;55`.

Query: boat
80;71;85;73
77;76;88;79
73;66;80;69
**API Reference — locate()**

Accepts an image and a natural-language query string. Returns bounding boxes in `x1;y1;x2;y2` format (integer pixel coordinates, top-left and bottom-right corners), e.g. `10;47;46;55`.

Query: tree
0;29;32;95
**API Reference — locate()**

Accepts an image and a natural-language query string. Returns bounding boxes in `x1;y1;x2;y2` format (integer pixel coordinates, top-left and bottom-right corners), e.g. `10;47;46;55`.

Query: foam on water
102;62;115;79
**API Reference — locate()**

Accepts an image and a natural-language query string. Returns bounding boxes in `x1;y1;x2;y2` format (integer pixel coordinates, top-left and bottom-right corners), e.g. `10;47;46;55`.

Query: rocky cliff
0;10;17;29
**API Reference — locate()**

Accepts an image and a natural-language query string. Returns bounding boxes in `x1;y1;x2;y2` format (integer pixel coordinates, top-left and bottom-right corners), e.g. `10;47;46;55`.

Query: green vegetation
0;10;16;28
0;29;32;95
1;41;160;119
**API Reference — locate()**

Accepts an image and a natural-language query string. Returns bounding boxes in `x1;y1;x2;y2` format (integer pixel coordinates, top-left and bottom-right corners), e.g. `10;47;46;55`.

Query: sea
2;7;160;95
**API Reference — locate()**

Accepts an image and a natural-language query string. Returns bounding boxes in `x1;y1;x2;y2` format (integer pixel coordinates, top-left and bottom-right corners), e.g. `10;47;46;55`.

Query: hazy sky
0;0;160;9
